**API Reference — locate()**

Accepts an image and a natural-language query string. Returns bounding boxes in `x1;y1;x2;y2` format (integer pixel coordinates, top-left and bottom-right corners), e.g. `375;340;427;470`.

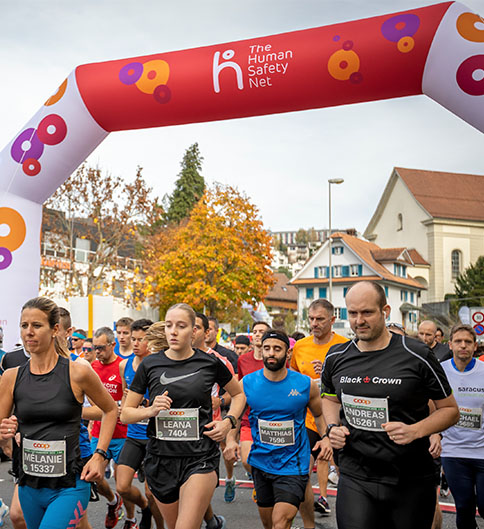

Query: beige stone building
364;168;484;303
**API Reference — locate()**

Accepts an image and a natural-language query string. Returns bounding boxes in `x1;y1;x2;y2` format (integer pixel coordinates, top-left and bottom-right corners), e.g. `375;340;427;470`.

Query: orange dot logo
0;208;26;271
119;60;171;104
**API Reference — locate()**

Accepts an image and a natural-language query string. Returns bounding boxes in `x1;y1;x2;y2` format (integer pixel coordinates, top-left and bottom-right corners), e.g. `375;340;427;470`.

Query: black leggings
336;473;437;529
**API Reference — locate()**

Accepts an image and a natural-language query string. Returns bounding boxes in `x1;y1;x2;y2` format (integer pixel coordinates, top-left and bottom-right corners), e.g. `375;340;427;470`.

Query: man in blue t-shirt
225;330;331;529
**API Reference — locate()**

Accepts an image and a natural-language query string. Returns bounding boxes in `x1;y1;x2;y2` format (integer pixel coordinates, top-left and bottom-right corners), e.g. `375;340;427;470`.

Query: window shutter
358;264;363;276
342;265;349;277
341;308;347;320
319;287;327;298
314;267;319;278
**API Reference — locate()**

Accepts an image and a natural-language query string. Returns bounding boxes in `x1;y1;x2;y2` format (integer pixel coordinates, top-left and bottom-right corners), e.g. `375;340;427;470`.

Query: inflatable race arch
0;1;483;347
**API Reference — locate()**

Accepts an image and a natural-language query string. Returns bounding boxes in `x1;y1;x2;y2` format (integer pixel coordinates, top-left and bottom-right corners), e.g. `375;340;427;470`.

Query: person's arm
382;394;459;445
204;377;246;442
0;369;18;441
119;360;128;405
307;380;332;460
322;395;349;449
121;389;173;424
71;362;117;482
223;378;245;462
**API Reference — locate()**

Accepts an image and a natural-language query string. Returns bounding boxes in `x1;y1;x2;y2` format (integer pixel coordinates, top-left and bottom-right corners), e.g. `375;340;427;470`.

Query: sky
1;0;483;235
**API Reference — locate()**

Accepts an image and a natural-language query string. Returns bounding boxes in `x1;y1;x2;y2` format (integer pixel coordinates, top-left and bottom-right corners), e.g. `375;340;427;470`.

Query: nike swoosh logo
159;370;201;385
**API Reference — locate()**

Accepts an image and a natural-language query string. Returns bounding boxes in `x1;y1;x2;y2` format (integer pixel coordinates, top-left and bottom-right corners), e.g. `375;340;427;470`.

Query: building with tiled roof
364;167;484;304
291;232;425;335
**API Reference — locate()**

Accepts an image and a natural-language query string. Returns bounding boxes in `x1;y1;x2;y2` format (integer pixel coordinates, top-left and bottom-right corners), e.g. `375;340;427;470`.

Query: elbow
450;406;460;427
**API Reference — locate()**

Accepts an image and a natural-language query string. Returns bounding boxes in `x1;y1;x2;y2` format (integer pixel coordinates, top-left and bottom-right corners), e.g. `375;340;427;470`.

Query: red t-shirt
237;350;264;428
206;347;235;421
91;356;127;439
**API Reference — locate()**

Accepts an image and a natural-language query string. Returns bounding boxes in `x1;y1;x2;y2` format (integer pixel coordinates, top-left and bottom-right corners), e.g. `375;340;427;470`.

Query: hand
203;418;231;442
0;415;18;440
428;433;442;458
223;439;240;462
81;453;105;482
314;436;333;461
382;421;418;445
150;391;172;416
328;425;350;449
310;359;323;376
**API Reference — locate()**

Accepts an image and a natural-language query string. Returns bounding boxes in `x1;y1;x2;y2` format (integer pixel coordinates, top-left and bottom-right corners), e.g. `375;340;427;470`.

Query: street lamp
328;178;344;302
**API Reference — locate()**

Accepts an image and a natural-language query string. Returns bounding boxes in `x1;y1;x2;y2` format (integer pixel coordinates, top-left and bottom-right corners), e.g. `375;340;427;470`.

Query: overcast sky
1;0;483;234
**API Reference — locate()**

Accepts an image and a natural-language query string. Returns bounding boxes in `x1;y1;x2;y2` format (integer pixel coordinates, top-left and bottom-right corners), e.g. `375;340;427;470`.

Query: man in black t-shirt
418;320;452;362
321;281;459;529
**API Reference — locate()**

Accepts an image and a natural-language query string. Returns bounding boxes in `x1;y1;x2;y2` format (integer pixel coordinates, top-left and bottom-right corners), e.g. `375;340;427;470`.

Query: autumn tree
43;164;159;303
165;143;205;224
143;183;275;318
454;255;484;308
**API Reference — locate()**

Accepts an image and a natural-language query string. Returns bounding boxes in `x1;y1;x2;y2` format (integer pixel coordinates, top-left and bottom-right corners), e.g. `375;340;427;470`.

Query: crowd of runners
0;280;482;529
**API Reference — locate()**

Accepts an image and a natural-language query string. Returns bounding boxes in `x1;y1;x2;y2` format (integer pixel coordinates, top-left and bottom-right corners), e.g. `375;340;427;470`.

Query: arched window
397;213;403;231
451;250;461;279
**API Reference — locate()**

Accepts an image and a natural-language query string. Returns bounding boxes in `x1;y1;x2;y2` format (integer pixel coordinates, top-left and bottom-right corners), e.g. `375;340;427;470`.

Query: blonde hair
145;322;168;352
21;297;70;358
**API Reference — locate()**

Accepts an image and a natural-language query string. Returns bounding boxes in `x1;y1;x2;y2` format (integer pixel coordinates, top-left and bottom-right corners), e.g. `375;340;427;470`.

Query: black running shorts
117;437;148;471
145;451;220;504
252;466;309;508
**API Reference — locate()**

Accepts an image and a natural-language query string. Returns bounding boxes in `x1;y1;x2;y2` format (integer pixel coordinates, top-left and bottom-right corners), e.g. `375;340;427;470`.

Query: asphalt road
0;458;480;529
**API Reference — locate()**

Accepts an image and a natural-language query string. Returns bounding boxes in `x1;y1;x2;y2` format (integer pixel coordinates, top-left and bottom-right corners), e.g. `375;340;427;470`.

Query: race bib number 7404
342;393;389;432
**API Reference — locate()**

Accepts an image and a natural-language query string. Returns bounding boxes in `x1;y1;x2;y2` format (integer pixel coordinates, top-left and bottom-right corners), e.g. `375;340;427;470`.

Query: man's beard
263;356;286;371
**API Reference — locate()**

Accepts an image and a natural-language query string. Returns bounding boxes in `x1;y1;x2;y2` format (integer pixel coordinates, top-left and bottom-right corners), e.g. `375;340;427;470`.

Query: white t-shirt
441;358;484;459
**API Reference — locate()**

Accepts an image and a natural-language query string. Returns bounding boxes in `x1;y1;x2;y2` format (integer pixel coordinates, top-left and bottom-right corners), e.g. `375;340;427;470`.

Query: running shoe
224;477;236;503
440;473;450;497
328;466;339;485
106;492;124;529
314;495;331;515
122;520;139;529
213;514;226;529
139;506;152;529
252;488;257;503
0;500;9;527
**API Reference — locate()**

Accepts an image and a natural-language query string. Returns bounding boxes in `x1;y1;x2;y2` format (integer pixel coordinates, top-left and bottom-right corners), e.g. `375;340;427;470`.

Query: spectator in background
206;316;238;373
435;327;445;344
292;331;306;342
418;321;452;362
234;335;251;357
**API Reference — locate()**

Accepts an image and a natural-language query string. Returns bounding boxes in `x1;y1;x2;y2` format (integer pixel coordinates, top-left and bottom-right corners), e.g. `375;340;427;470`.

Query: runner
290;298;347;521
233;336;251;357
441;323;484;529
321;281;459;529
238;321;271;476
116;319;164;529
0;297;117;529
115;318;134;360
193;312;236;505
225;330;332;529
90;327;129;528
121;303;245;529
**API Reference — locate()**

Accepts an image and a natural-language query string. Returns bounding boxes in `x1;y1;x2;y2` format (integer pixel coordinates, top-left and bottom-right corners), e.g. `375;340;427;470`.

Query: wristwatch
326;423;339;436
224;414;237;429
94;448;108;460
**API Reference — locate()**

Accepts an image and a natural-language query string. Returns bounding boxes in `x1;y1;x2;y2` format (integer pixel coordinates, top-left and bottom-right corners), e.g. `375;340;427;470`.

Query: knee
116;480;130;497
10;504;27;529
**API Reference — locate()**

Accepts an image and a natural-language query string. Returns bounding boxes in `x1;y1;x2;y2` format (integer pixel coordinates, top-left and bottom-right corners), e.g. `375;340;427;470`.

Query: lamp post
328;178;344;302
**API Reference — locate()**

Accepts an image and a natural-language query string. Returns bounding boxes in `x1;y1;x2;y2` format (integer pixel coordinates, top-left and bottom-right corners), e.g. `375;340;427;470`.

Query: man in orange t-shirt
291;299;348;523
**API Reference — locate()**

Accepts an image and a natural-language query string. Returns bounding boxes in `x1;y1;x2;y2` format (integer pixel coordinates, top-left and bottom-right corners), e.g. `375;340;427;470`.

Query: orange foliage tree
143;183;274;318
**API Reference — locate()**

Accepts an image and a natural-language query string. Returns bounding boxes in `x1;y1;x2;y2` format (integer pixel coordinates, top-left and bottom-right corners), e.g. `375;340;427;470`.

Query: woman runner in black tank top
0;297;117;529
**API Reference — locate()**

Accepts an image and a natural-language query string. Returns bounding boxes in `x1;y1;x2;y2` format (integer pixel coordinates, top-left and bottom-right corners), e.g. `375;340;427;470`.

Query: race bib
342;393;389;432
155;408;200;441
456;406;482;430
22;438;66;477
258;419;295;446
